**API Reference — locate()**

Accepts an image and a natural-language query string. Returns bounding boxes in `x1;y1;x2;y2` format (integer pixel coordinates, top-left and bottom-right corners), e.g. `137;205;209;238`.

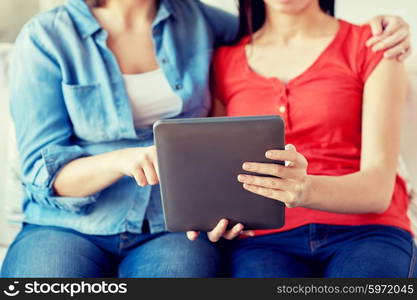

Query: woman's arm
53;146;159;198
10;25;101;213
11;23;159;206
239;58;407;214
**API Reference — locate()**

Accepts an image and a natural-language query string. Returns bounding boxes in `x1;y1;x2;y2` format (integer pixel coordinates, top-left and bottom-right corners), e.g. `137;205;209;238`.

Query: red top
212;20;411;235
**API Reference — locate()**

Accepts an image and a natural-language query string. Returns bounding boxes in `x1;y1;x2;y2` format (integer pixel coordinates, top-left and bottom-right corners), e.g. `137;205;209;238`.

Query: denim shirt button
175;84;183;90
161;58;169;64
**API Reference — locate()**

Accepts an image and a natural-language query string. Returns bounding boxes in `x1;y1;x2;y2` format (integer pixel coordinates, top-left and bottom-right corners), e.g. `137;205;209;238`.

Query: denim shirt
10;0;238;235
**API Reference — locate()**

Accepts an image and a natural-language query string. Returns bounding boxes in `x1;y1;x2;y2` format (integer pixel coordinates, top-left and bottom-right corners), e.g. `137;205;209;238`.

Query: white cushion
6;122;25;225
0;43;22;246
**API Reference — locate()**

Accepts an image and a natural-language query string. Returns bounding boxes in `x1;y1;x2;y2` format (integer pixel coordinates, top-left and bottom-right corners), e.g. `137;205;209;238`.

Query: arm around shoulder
198;2;239;46
305;58;407;214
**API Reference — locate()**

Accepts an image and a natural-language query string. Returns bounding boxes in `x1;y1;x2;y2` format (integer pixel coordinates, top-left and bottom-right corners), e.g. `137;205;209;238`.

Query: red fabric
212;20;411;236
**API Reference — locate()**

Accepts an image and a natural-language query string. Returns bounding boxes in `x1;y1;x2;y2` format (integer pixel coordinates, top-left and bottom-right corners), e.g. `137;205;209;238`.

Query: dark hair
238;0;335;39
85;0;106;7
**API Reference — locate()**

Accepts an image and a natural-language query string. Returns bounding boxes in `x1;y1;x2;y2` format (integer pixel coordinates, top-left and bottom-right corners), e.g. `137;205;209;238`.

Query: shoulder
339;20;374;47
195;1;237;22
16;6;80;52
338;20;384;82
19;6;74;39
170;0;235;18
167;0;234;20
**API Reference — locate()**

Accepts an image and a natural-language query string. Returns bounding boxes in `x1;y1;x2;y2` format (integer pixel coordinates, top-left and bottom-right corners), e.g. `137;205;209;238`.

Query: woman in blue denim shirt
1;0;411;278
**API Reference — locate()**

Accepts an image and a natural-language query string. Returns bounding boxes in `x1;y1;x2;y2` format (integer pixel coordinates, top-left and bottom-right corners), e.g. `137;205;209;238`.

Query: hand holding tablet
153;116;286;236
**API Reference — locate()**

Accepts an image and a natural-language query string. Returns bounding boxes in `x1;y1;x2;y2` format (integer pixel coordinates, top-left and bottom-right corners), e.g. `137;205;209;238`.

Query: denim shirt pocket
62;83;110;142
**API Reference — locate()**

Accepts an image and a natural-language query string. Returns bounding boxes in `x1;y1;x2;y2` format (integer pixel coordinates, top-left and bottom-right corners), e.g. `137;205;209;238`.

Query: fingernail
384;52;393;58
266;151;273;158
237;175;246;182
243;163;251;170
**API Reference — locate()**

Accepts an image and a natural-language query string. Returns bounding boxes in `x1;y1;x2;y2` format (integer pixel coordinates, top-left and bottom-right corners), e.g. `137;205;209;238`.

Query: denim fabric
1;223;225;278
224;224;417;278
9;0;238;235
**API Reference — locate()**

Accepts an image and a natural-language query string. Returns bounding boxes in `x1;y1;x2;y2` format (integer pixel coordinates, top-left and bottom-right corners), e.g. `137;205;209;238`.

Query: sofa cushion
0;43;22;246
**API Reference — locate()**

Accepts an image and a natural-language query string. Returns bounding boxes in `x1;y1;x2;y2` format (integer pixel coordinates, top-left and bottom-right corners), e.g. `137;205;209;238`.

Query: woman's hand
367;15;411;61
237;144;310;208
187;219;254;243
117;146;159;187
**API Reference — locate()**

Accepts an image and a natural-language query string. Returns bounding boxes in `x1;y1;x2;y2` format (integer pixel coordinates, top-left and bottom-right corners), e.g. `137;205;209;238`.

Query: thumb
285;144;297;151
186;231;200;241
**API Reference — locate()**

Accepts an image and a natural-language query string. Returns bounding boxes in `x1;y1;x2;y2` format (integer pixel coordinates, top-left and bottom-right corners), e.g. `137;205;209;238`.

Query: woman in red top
191;0;416;277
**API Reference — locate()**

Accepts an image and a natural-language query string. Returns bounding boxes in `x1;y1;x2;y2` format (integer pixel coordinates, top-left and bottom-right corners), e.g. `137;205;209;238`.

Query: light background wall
0;0;39;43
336;0;417;57
0;46;11;245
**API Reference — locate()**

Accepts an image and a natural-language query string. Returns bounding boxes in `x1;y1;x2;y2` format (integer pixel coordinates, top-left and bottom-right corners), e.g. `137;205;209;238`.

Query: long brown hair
238;0;335;40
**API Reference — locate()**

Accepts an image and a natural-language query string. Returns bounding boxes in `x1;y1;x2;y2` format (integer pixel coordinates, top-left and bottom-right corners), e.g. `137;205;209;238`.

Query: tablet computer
153;115;286;232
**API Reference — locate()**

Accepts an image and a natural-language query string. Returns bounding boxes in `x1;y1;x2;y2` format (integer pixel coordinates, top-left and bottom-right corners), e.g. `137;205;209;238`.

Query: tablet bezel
154;115;286;232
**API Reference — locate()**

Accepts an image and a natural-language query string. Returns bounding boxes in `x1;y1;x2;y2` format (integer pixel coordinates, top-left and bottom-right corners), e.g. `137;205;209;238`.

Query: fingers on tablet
208;219;229;242
223;223;244;240
186;231;199;241
265;145;297;163
133;168;147;187
142;163;159;185
240;230;255;237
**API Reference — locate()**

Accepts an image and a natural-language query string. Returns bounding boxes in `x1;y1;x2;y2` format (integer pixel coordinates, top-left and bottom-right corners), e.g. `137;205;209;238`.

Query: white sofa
0;43;23;268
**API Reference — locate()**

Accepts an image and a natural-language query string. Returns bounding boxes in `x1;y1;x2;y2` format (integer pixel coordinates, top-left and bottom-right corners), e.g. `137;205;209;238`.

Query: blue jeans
1;223;224;278
223;224;417;278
